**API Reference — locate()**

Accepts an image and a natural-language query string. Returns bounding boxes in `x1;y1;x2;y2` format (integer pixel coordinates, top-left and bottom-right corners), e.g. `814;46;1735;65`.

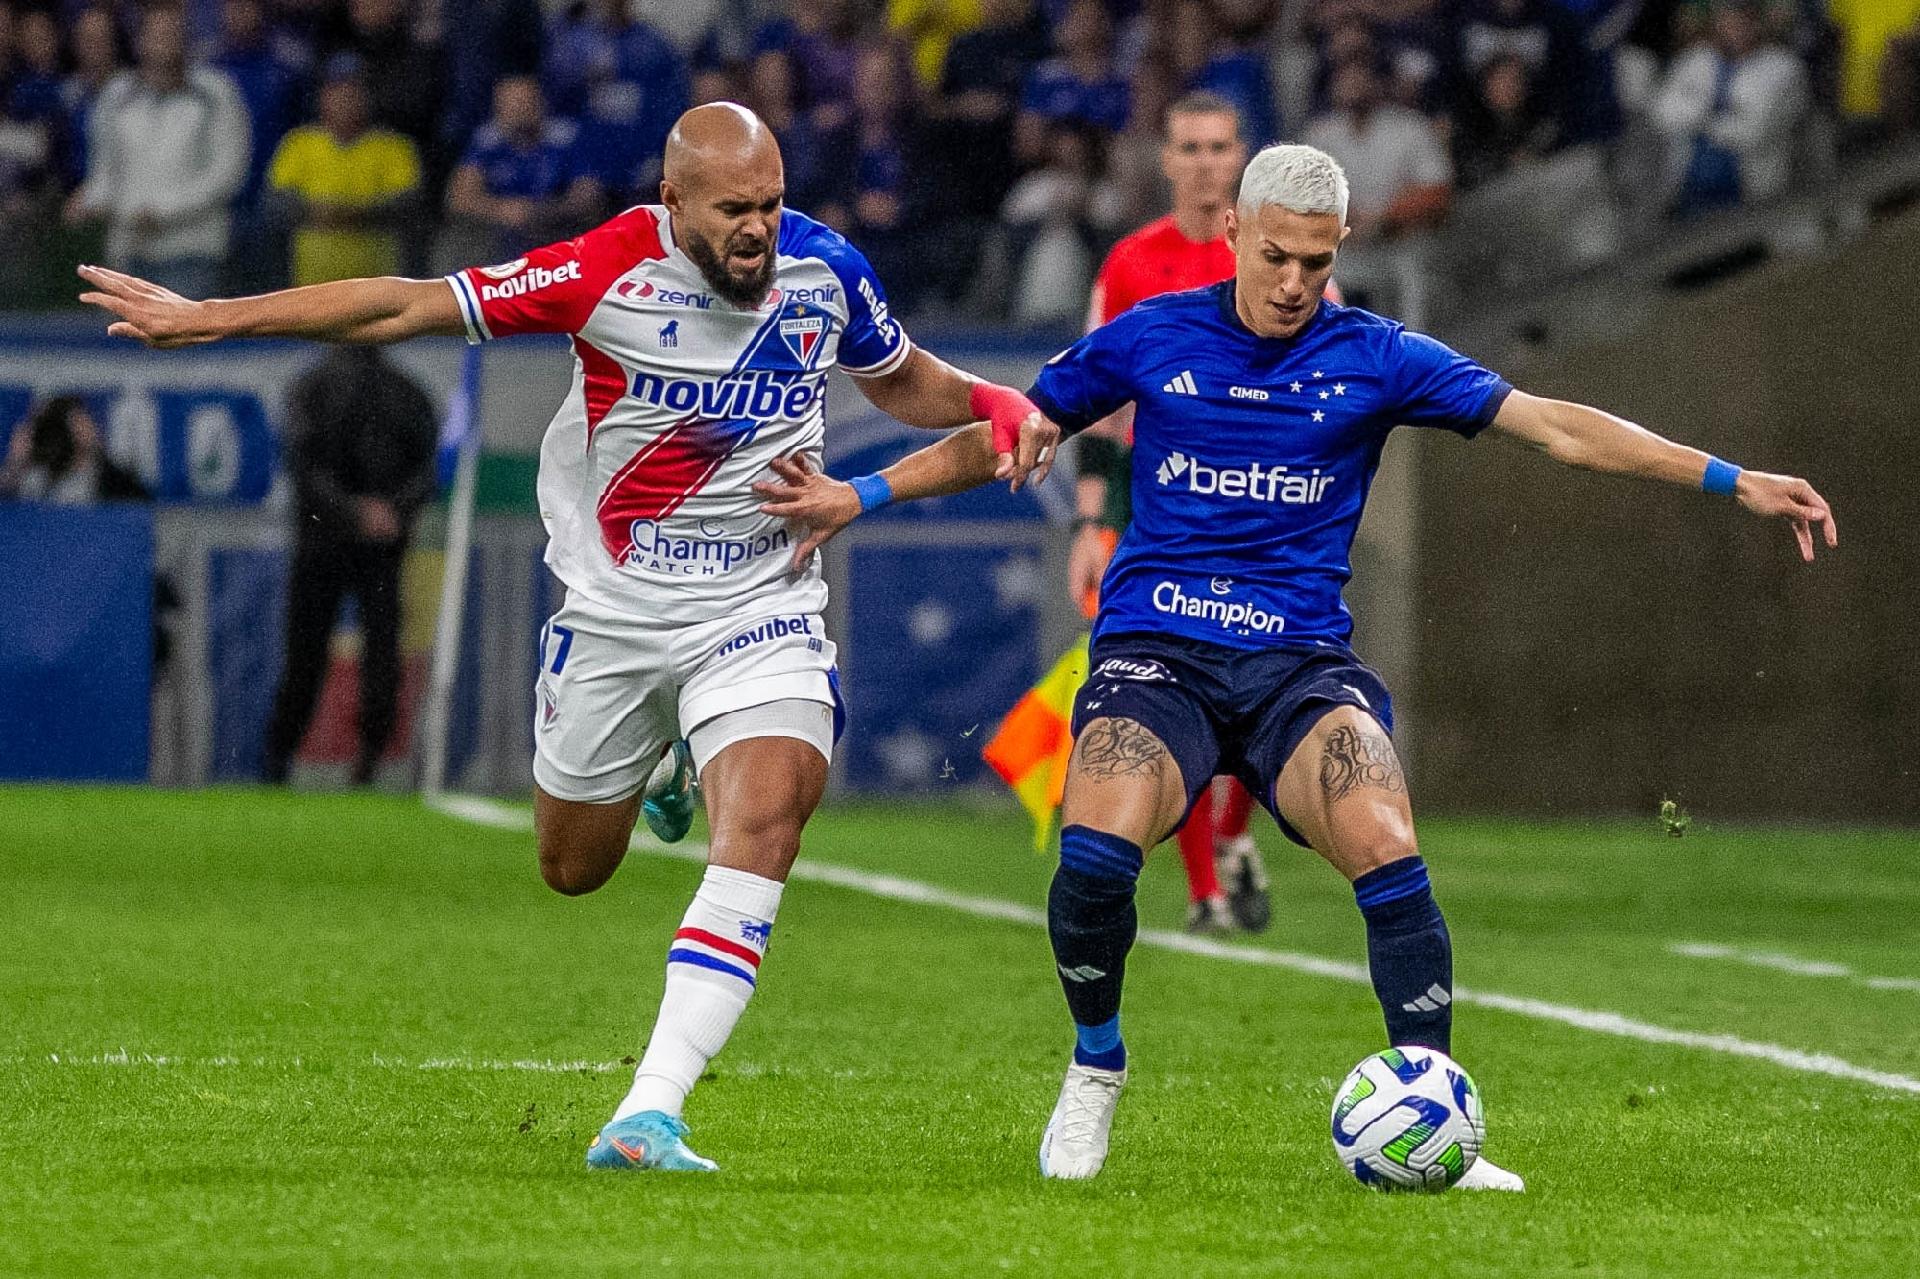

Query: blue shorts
1069;632;1395;848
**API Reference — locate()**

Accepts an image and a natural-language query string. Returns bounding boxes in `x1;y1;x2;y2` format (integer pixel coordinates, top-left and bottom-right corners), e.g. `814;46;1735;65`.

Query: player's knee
536;835;621;896
707;818;803;876
1344;821;1419;876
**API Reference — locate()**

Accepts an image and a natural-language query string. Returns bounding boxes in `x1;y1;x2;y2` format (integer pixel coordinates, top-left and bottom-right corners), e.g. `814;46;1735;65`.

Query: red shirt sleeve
445;206;667;341
1092;240;1139;327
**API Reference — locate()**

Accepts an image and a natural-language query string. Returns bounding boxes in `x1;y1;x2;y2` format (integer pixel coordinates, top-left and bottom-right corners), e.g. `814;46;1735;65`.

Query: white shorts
532;590;841;804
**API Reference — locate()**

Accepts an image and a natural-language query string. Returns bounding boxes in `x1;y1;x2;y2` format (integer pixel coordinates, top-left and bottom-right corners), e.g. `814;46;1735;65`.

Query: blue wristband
1701;456;1742;496
849;473;893;513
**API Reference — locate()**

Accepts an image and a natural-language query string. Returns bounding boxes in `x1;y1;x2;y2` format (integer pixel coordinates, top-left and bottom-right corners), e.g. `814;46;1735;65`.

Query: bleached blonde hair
1237;144;1349;225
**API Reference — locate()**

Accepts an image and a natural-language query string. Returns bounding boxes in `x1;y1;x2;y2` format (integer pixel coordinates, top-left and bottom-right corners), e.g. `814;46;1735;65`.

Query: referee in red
1068;91;1340;934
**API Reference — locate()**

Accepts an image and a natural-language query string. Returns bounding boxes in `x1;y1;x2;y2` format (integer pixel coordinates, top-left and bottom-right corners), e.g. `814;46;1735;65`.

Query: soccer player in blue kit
758;144;1836;1188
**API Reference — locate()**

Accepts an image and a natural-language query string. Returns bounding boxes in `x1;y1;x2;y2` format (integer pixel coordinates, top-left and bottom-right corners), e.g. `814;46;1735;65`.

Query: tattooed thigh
1318;721;1405;804
1074;717;1171;782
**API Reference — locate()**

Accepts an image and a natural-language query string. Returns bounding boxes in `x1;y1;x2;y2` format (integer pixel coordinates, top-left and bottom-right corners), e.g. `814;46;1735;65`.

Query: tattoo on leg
1077;718;1169;781
1319;723;1405;803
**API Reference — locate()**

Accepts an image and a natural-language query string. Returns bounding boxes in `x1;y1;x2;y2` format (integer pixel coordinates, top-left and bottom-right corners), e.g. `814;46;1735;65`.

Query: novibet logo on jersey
1154;451;1335;504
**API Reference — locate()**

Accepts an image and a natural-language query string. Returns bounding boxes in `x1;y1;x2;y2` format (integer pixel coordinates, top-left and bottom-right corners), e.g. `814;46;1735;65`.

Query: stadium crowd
1;0;1915;315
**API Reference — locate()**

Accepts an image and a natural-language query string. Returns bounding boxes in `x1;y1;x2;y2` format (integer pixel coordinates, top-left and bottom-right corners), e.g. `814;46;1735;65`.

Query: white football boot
1039;1060;1128;1179
1456;1155;1526;1191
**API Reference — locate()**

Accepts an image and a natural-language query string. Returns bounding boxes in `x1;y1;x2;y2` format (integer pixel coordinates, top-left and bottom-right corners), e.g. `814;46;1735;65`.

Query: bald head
660;103;786;308
663;102;781;188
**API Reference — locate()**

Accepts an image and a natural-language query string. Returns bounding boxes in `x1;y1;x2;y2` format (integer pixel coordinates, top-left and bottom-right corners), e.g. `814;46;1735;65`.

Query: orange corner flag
982;636;1090;851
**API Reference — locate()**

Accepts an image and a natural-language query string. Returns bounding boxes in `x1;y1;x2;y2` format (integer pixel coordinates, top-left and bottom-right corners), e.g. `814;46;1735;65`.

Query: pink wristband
969;381;1037;454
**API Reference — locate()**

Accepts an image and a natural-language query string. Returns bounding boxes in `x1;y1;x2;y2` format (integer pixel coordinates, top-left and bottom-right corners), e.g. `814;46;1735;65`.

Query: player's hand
754;454;861;571
997;409;1061;494
970;382;1059;493
356;497;403;543
1067;522;1114;612
77;264;218;348
1734;470;1837;563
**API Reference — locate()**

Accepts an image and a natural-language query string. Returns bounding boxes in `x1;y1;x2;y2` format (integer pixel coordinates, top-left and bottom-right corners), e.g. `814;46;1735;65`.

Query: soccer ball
1330;1046;1485;1191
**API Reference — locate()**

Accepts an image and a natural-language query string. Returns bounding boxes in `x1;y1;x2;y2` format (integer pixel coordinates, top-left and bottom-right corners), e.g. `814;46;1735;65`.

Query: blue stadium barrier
0;503;153;781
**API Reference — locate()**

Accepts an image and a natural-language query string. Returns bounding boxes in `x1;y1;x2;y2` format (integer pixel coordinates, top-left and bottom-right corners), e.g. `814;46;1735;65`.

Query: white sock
612;865;784;1122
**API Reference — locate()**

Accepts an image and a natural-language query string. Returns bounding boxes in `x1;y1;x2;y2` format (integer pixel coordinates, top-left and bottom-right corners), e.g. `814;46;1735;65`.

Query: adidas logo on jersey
478;259;581;302
1162;370;1198;395
1155;451;1335;504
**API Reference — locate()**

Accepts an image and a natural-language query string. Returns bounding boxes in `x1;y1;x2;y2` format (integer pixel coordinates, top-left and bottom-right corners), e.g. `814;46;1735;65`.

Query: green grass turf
3;787;1918;1277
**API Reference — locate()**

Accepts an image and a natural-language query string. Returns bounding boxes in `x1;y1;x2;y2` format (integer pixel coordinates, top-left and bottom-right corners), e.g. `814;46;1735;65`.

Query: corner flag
982;636;1089;851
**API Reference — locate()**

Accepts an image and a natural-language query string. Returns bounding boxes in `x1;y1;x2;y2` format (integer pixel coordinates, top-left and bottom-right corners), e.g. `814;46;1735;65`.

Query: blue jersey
1030;283;1510;651
461;119;589;200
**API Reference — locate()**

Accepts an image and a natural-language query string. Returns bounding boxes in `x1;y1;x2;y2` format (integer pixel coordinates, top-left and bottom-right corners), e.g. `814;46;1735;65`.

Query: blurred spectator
63;4;250;298
1016;0;1129;165
1168;0;1279;148
439;0;545;174
1454;0;1584;143
748;48;847;224
782;0;873;135
263;345;437;788
846;42;946;306
208;0;306;207
933;0;1045;219
324;0;446;167
0;395;147;504
1303;58;1450;323
645;0;734;60
10;8;66;124
691;64;741;107
1544;0;1637;141
1828;0;1920;122
1305;7;1449;116
1;5;59;217
889;0;985;87
1886;15;1920;136
1652;0;1807;219
542;0;688;198
1453;52;1559;188
59;5;125;187
447;74;603;260
1305;59;1451;241
267;56;420;286
1001;120;1127;322
1108;51;1178;224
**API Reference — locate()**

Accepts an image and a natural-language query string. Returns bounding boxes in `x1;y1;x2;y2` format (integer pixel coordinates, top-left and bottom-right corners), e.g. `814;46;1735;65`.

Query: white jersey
445;205;913;626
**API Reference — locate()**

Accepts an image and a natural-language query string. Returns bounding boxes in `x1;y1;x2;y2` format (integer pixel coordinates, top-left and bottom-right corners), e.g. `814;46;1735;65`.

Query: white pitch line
24;1052;632;1075
1671;942;1920;993
428;794;1920;1096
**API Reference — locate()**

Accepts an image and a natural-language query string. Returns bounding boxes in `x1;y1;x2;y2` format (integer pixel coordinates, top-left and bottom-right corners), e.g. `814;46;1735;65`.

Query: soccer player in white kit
78;104;1060;1172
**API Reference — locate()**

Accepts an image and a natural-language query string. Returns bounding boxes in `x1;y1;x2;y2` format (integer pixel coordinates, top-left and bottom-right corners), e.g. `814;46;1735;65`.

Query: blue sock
1353;857;1452;1054
1073;1015;1126;1071
1050;825;1142;1055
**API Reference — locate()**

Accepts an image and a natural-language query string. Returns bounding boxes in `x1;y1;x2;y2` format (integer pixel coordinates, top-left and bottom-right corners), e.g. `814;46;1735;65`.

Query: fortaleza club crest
779;314;825;365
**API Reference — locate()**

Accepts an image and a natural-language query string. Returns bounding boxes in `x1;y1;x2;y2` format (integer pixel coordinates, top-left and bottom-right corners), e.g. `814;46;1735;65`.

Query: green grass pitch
3;787;1918;1277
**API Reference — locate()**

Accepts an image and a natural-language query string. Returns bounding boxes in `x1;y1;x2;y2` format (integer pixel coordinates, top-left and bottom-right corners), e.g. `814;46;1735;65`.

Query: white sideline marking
26;1051;630;1074
423;795;1920;1096
1670;942;1920;994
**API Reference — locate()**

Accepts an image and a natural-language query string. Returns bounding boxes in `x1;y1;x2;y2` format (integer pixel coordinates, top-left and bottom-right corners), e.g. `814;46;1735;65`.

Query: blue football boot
585;1110;718;1172
640;740;697;844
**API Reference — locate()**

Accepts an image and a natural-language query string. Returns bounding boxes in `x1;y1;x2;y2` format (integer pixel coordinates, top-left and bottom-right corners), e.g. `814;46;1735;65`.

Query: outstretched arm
1490;389;1838;562
753;423;1010;569
851;346;1059;492
77;264;466;348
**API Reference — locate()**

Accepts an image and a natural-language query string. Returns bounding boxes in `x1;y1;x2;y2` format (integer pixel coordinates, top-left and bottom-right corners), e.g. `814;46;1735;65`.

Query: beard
685;228;777;309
